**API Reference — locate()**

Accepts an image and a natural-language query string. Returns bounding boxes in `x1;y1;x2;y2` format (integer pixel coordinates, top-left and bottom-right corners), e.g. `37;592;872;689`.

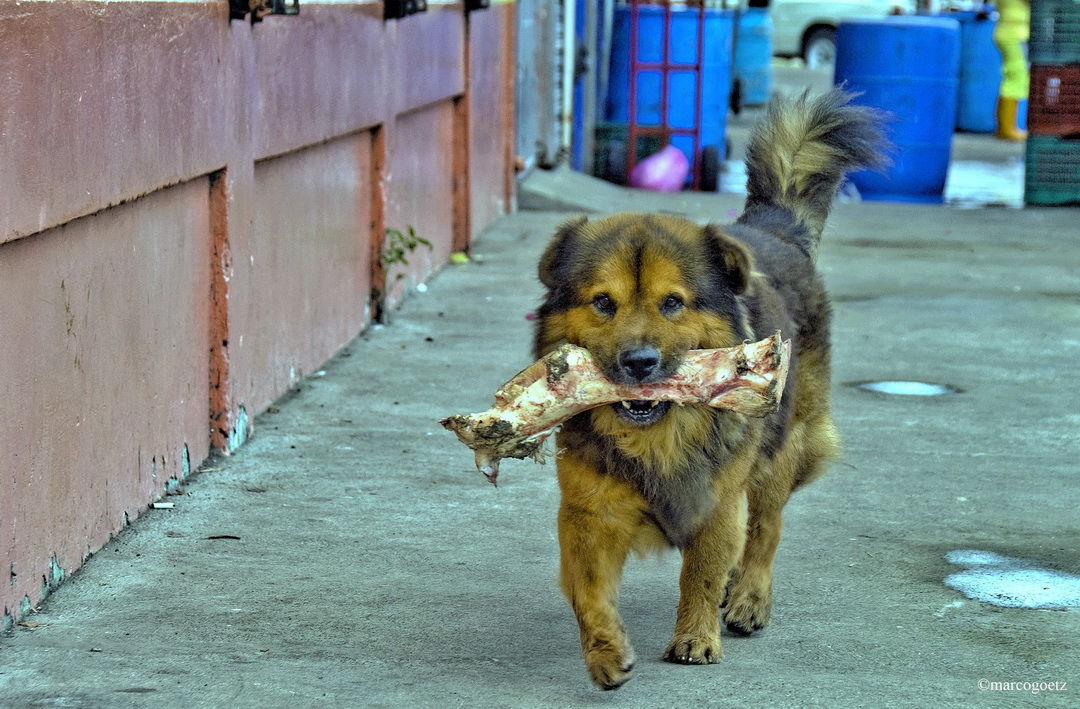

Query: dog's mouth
612;399;673;426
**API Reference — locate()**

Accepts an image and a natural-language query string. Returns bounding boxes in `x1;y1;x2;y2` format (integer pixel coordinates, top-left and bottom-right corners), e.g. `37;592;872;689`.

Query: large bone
440;332;791;485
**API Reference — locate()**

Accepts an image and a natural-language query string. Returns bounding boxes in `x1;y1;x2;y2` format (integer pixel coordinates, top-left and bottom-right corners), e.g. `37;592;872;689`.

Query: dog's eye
662;294;684;313
592;294;616;314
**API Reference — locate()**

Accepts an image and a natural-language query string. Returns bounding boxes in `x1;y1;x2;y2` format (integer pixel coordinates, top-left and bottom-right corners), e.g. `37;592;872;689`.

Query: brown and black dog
532;90;885;690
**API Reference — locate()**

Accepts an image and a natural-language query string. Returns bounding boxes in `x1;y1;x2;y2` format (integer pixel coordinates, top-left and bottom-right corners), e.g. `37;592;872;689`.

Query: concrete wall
0;0;515;627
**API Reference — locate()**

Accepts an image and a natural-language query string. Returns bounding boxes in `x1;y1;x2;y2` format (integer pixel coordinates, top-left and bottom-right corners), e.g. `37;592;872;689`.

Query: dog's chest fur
561;410;753;548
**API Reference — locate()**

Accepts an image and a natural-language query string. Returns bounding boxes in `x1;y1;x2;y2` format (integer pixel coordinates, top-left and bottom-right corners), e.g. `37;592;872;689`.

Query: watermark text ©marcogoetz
979;679;1067;694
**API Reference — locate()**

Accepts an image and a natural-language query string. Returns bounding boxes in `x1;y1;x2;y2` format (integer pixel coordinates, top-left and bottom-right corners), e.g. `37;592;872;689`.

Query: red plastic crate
1028;64;1080;137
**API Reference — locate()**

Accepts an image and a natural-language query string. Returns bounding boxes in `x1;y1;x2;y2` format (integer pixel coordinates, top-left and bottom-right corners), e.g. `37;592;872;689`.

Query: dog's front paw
724;589;772;636
663;633;723;665
583;641;635;690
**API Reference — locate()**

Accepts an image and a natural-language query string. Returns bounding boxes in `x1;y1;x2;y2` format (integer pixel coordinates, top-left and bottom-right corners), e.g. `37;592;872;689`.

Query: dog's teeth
620;400;660;412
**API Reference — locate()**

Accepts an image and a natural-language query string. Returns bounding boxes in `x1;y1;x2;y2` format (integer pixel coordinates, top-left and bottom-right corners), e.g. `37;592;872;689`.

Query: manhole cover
855;381;961;396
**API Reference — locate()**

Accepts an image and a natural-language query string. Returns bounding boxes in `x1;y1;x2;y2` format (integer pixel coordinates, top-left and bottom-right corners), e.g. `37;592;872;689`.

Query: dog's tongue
440;333;791;485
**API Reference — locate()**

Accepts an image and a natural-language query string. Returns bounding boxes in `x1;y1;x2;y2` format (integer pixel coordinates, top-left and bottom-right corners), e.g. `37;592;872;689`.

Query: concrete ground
3;83;1079;707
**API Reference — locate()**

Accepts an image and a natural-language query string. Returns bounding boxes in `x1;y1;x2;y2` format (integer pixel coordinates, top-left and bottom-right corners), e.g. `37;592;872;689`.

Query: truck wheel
700;145;720;192
803;27;837;70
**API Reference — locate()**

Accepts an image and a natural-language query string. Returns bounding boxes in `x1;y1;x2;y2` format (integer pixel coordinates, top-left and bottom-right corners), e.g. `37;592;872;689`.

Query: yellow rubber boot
995;96;1028;141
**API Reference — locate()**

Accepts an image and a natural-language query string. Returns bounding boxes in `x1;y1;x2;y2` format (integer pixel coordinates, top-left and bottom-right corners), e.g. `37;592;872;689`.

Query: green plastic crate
1031;0;1080;65
1025;135;1080;205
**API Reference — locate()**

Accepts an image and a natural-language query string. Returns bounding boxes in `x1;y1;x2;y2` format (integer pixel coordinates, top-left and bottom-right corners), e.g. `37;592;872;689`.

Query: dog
532;89;886;690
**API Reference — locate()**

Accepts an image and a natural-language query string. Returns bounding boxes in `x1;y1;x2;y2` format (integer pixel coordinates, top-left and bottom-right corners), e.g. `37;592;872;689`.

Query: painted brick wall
0;0;515;628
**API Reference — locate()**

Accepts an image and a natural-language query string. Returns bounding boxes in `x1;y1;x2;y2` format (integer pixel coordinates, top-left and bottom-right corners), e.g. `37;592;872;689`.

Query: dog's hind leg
556;452;645;690
724;482;784;635
725;415;838;634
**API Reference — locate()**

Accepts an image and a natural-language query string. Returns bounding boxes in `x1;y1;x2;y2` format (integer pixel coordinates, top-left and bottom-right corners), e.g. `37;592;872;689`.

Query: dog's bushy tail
740;88;887;260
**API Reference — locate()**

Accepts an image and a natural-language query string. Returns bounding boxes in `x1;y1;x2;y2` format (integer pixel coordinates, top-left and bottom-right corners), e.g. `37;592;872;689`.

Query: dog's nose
619;346;661;381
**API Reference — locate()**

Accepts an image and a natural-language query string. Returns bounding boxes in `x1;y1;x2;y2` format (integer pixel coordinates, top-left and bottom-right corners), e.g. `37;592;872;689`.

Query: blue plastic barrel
955;11;1001;133
734;8;773;106
606;5;733;169
835;17;961;203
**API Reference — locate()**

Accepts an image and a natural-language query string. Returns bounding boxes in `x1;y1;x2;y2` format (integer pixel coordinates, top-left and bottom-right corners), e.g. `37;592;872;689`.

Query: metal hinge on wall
384;0;427;21
229;0;300;23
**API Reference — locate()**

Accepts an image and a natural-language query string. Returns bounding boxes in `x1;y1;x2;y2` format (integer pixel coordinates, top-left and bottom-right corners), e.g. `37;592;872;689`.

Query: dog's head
534;213;754;427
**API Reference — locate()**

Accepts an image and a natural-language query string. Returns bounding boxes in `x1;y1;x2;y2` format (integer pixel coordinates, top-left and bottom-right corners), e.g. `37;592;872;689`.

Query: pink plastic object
628;145;689;192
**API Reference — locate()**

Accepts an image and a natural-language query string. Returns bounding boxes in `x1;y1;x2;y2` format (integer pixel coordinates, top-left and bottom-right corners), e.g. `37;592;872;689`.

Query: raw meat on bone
440;332;791;485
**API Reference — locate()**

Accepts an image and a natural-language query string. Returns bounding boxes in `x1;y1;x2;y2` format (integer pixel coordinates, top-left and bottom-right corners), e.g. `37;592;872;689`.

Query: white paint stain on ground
945;550;1080;609
945;159;1025;208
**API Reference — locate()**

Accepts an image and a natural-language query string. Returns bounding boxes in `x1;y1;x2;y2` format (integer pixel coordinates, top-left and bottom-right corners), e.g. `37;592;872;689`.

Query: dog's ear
702;225;753;295
538;215;588;288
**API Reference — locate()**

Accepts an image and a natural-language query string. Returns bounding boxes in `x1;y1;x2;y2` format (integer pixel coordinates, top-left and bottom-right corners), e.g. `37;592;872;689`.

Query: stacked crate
1025;1;1080;205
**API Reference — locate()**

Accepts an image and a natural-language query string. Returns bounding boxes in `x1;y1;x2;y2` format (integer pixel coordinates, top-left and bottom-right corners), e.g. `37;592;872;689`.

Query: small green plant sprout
381;225;432;281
